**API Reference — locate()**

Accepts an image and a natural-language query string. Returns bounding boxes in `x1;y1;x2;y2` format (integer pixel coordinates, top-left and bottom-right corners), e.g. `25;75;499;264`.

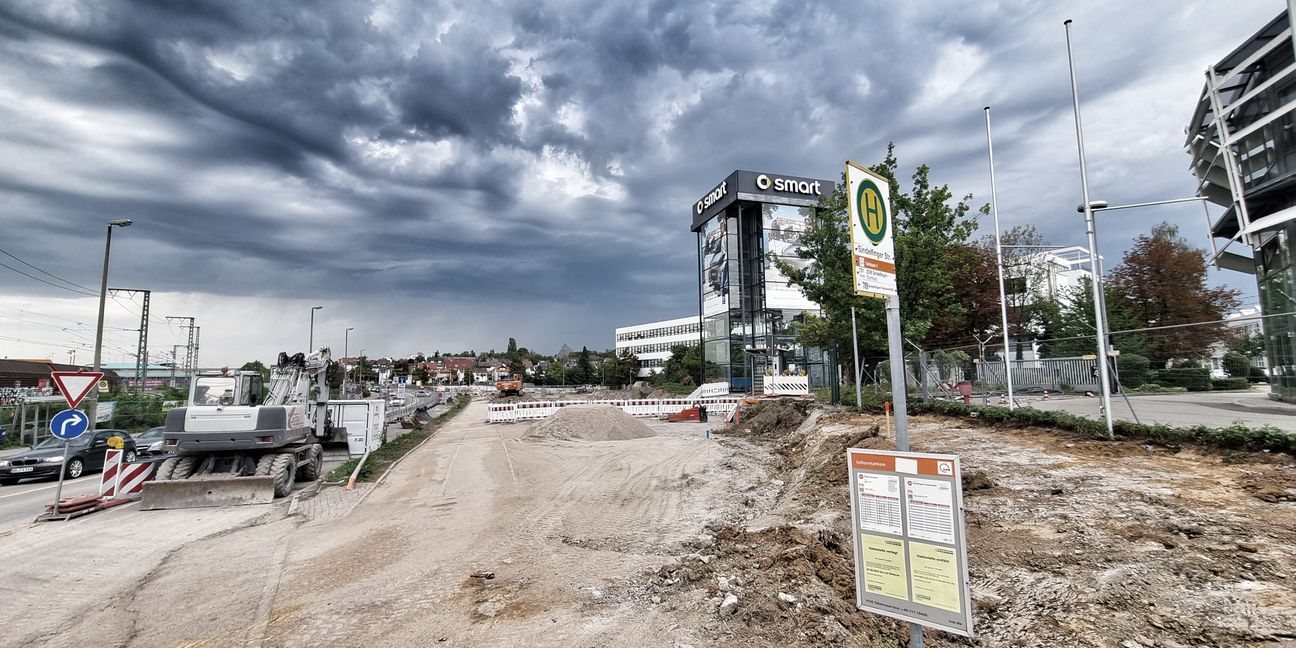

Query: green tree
774;144;982;368
1231;331;1266;358
507;338;518;356
662;345;702;385
1222;350;1250;377
602;350;639;387
239;360;271;382
1035;278;1147;359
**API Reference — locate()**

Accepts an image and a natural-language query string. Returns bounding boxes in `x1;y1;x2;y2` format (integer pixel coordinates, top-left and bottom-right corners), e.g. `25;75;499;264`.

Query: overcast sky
0;0;1281;367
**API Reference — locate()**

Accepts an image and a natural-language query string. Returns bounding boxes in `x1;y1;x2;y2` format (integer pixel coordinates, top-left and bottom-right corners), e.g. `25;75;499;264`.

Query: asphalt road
0;471;103;535
1018;390;1296;431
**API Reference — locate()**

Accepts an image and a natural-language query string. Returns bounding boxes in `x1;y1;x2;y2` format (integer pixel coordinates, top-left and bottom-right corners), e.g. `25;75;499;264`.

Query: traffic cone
998;393;1007;405
1043;390;1050;401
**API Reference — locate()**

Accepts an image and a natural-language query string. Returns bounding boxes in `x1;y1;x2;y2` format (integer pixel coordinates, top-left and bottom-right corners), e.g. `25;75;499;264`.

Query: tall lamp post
87;218;133;430
308;305;323;353
344;327;354;395
983;106;1016;409
1064;19;1115;439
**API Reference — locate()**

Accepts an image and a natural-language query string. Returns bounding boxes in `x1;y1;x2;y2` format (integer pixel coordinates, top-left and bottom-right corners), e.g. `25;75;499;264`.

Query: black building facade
691;170;835;394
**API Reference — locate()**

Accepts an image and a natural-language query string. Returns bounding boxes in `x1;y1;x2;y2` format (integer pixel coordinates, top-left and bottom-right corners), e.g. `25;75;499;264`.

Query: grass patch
325;395;472;482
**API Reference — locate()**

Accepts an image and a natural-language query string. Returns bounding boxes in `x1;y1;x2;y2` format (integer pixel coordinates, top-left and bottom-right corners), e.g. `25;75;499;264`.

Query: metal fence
975;357;1099;392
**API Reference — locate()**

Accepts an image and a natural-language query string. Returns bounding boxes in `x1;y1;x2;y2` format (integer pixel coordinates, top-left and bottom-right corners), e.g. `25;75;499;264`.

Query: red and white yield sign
50;371;104;409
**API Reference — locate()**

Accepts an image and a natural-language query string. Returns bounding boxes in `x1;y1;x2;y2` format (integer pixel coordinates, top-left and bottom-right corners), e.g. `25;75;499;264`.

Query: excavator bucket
140;476;276;510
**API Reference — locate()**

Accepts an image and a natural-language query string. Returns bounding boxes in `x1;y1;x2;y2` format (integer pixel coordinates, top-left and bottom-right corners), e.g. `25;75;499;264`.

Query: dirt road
6;398;1291;647
86;399;766;647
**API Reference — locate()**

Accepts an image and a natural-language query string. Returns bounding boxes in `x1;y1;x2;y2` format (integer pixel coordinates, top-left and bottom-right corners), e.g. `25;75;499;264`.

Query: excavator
140;350;335;510
495;374;524;397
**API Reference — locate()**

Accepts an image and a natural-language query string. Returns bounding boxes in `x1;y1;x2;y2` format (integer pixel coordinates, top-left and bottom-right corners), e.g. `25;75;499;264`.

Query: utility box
326;400;387;458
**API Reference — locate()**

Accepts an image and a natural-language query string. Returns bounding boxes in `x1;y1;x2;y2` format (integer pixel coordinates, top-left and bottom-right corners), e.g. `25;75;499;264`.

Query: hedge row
904;399;1295;455
1152;367;1211;391
1210;377;1251;391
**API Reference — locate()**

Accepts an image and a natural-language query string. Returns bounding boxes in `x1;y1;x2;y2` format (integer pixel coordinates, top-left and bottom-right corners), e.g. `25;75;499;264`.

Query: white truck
141;350;336;509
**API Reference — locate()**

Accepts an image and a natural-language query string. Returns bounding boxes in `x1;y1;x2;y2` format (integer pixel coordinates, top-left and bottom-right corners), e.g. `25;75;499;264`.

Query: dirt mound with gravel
727;399;814;438
523;404;655;442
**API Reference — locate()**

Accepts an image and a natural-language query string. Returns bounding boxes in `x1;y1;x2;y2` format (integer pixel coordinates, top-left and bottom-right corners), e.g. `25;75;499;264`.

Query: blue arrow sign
50;409;89;441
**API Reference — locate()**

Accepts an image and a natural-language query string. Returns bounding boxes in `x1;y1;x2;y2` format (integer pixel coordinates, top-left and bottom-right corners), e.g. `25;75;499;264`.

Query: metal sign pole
885;294;921;647
851;307;863;409
52;442;69;515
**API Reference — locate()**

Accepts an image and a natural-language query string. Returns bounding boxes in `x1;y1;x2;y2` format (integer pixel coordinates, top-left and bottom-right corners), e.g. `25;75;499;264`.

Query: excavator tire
173;456;200;480
255;453;275;477
271;453;296;498
154;457;180;481
296;444;323;482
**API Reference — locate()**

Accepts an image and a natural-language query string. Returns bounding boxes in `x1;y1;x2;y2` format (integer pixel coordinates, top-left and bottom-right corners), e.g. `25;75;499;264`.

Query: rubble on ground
632;405;1296;647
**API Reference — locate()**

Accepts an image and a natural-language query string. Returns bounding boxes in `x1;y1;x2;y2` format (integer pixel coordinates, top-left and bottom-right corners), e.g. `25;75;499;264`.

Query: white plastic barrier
763;376;810;396
486;397;744;424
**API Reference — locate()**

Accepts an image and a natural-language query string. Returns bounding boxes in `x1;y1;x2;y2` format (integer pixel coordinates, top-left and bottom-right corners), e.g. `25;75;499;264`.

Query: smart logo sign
847;161;897;299
755;173;822;196
695;181;728;215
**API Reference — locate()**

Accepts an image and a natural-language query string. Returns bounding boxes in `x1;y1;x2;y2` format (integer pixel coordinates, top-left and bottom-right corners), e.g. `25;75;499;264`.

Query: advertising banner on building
763;204;818;311
847;161;897;299
95;400;116;423
847;448;973;636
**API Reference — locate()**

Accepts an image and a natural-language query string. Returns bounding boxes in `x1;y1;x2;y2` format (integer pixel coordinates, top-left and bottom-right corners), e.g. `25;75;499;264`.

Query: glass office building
691;170;834;394
1187;11;1296;402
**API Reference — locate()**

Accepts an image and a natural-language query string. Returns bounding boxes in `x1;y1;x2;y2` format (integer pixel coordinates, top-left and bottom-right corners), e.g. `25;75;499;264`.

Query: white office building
614;315;702;377
1016;245;1096;306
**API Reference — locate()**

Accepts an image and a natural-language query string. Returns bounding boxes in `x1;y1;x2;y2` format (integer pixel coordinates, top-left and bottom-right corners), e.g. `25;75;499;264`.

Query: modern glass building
691;170;835;394
1186;10;1296;402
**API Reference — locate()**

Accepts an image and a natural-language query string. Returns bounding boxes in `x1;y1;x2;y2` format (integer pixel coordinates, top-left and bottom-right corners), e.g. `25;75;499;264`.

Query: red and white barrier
98;448;157;500
486;397;743;424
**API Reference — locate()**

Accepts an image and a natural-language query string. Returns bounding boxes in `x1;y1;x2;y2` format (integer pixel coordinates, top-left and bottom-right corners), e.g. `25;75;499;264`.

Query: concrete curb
1230;398;1296;416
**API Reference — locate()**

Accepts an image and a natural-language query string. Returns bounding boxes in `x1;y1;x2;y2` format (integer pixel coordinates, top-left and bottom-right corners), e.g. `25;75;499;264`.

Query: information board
847;448;973;636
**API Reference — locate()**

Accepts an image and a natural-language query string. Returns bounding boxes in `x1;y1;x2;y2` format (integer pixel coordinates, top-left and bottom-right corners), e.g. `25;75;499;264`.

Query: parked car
0;429;136;485
134;426;168;456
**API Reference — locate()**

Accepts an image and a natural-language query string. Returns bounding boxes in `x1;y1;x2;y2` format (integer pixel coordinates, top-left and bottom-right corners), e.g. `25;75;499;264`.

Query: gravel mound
524;404;655;442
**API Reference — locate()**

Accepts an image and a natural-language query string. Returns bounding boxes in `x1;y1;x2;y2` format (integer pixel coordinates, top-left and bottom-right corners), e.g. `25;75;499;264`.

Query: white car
389;396;406;407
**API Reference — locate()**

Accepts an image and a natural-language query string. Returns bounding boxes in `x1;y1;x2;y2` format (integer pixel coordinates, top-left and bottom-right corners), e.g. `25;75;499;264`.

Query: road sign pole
884;294;921;647
851;307;862;409
52;443;69;515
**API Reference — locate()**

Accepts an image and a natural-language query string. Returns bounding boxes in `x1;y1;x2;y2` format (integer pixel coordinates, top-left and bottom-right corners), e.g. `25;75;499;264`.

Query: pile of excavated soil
727;398;814;438
523;404;655;442
639;408;1296;647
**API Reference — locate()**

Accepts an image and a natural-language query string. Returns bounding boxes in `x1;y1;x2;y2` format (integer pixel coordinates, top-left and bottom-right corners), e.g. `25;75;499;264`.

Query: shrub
1222;351;1251;378
1210;377;1251;391
1116;353;1150;388
1153;368;1212;391
904;399;1295;455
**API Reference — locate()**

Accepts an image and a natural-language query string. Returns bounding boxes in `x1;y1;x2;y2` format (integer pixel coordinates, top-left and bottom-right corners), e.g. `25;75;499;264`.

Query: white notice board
847;448;973;636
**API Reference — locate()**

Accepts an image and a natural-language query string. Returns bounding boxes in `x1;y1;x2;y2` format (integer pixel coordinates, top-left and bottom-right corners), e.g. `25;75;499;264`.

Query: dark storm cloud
0;0;1279;362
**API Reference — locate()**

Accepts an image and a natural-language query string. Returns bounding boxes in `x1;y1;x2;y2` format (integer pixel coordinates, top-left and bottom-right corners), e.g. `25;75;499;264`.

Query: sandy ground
58;399;765;648
5;398;1292;647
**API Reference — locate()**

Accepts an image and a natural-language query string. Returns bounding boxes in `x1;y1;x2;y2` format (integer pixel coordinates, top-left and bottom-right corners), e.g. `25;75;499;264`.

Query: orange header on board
849;450;955;478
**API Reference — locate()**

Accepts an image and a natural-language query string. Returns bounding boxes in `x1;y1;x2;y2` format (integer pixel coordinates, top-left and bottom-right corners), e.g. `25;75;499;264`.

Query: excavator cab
189;371;263;407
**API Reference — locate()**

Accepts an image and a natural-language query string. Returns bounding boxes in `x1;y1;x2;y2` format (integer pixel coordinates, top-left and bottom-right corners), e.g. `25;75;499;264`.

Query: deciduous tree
1107;223;1239;363
775;144;983;367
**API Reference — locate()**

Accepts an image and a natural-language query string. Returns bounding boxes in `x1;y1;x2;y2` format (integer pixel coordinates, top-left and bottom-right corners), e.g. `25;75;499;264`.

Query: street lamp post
983;106;1016;409
344;327;354;395
308;306;323;353
86;219;133;431
1065;19;1115;439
